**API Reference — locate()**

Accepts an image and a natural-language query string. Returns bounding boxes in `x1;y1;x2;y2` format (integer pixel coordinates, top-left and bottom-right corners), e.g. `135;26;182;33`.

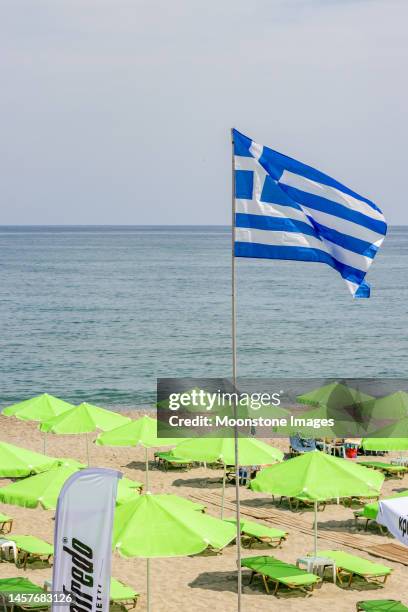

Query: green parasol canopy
362;490;408;520
173;434;283;465
173;433;283;518
360;391;408;420
39;402;130;434
2;393;74;422
0;441;59;478
297;382;373;408
251;450;383;556
0;463;142;509
361;438;408;451
278;403;370;438
96;415;182;448
0;463;80;509
0;576;46;595
251;450;383;501
113;493;235;612
96;415;184;489
361;417;408;450
113;493;235;558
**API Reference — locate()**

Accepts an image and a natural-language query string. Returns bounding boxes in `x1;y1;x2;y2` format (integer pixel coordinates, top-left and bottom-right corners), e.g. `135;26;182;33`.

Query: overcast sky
1;0;407;225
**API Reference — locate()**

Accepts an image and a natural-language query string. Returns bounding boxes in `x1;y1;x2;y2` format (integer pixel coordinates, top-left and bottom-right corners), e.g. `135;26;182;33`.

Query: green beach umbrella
0;463;80;509
2;393;74;421
96;415;183;488
361;417;408;451
297;382;373;408
39;402;130;465
0;441;59;478
251;450;384;555
0;462;141;509
113;493;235;612
360;391;408;421
173;434;283;517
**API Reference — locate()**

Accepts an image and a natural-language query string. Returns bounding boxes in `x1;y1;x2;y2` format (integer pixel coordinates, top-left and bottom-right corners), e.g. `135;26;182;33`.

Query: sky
1;0;407;225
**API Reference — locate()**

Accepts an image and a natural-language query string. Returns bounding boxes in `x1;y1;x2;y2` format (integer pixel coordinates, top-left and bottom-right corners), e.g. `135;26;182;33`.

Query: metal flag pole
231;128;242;610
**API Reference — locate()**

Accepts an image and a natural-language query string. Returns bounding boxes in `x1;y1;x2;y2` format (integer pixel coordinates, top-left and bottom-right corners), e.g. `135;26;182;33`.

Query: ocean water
0;225;407;409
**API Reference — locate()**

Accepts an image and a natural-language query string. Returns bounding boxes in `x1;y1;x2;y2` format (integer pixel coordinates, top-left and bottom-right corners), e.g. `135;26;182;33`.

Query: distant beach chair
110;577;139;610
0;513;13;534
317;550;392;587
356;601;408;611
276;495;326;512
289;435;316;456
154;451;193;471
353;509;388;535
0;577;49;612
241;555;320;596
10;535;53;571
357;461;408;479
225;517;287;548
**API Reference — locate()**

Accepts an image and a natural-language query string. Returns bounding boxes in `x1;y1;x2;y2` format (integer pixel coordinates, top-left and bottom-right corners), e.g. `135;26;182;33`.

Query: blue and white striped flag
233;129;387;298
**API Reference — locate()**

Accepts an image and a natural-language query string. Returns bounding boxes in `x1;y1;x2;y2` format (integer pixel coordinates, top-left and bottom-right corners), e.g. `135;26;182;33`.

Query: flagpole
231;128;242;610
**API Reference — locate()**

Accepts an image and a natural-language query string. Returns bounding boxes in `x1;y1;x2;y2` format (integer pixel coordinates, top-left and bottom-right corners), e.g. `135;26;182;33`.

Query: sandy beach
1;412;407;612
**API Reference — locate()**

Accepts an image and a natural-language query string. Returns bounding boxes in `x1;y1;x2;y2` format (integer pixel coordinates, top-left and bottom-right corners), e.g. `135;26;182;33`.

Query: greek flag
233;129;387;298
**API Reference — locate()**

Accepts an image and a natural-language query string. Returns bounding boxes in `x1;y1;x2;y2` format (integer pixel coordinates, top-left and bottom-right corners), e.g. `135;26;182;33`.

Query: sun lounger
10;536;53;571
0;513;13;534
154;451;193;471
356;601;408;611
317;550;392;587
225;518;287;548
353;510;388;535
241;555;320;596
110;578;139;609
357;461;408;479
276;495;326;512
0;577;49;612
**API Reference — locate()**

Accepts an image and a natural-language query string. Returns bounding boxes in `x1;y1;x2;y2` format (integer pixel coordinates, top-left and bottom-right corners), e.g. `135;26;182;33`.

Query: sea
0;225;407;409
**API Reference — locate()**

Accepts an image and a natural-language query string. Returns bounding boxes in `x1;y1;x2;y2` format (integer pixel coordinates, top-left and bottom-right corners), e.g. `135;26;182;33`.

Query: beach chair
353;509;388;535
0;513;13;534
10;536;53;571
317;550;392;587
357;461;408;479
154;451;193;471
289;435;317;456
0;577;49;612
225;518;287;548
241;555;320;596
276;495;326;512
356;601;408;611
110;578;139;610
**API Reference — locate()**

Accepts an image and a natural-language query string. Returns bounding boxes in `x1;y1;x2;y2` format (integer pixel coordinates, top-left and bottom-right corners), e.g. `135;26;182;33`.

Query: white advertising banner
377;496;408;547
52;468;122;612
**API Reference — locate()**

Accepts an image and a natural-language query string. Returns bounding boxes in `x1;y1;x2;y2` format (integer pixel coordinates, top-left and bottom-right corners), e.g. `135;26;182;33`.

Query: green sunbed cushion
10;535;54;555
0;512;12;521
358;462;407;472
318;550;391;577
241;555;319;586
225;518;286;540
358;600;408;611
362;491;408;520
0;577;48;608
110;578;139;601
155;451;190;464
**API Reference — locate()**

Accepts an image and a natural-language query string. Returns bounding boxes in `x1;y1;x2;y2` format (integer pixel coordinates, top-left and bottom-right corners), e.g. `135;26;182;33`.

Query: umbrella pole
146;558;151;612
231;129;242;610
314;501;318;557
221;463;226;519
145;447;149;490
